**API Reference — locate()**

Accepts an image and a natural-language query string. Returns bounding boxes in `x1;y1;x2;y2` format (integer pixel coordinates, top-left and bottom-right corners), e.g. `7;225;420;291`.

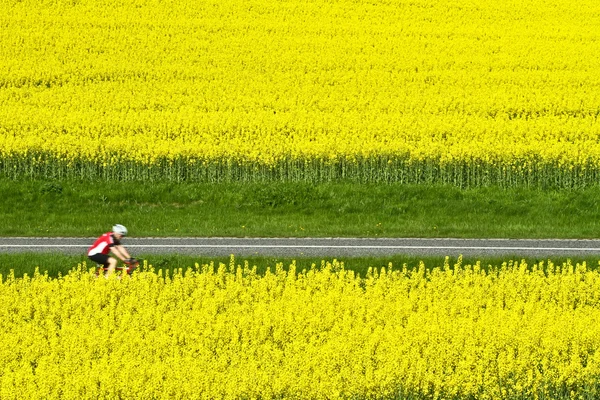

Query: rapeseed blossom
1;0;600;185
1;258;600;399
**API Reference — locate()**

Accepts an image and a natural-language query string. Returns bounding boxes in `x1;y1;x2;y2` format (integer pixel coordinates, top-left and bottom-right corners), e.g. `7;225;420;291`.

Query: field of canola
1;259;600;399
2;0;600;186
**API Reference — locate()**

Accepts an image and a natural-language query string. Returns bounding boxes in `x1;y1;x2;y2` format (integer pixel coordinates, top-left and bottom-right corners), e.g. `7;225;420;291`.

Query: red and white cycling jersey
88;232;120;256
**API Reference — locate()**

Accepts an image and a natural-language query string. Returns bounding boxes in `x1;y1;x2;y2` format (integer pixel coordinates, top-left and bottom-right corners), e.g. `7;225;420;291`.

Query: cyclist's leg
89;253;110;268
89;253;111;276
105;257;118;275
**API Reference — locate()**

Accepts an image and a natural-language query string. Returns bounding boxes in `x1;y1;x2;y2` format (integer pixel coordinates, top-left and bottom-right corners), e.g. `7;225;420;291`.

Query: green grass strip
2;179;600;238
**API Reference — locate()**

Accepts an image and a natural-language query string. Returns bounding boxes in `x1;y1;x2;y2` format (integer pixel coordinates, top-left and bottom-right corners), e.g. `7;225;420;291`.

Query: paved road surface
2;237;600;257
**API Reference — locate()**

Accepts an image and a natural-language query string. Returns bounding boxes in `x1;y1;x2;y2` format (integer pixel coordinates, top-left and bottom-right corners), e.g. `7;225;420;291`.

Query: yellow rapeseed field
1;0;600;184
1;258;600;399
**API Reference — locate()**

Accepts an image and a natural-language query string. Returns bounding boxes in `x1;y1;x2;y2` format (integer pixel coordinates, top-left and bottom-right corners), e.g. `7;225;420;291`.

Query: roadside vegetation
2;256;600;399
3;252;600;278
2;179;599;238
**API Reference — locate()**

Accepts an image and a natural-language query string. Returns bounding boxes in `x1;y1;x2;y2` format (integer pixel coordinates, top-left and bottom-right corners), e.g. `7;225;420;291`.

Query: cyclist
88;224;134;275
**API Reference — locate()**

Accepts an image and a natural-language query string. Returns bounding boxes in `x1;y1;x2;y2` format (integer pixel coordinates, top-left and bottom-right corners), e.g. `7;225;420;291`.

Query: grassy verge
2;253;599;278
2;179;600;238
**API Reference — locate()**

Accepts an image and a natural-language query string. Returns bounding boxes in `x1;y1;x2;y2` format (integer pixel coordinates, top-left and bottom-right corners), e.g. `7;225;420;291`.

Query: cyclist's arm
114;245;131;259
110;245;128;261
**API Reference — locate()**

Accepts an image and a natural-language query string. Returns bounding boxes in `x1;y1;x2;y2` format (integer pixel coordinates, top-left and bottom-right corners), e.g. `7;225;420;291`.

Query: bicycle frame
96;259;140;276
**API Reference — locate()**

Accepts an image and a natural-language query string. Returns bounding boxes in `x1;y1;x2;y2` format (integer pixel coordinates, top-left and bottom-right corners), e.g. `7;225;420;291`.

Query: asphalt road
2;237;600;257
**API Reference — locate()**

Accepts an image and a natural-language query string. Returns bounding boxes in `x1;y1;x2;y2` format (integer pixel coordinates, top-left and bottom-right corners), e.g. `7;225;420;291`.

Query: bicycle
96;258;140;277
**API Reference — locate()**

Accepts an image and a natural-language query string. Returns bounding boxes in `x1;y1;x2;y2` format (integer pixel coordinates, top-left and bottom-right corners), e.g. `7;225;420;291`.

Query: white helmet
112;224;128;236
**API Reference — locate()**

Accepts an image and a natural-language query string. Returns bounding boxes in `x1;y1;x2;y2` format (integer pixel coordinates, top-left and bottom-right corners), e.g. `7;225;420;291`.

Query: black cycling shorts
89;253;110;266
